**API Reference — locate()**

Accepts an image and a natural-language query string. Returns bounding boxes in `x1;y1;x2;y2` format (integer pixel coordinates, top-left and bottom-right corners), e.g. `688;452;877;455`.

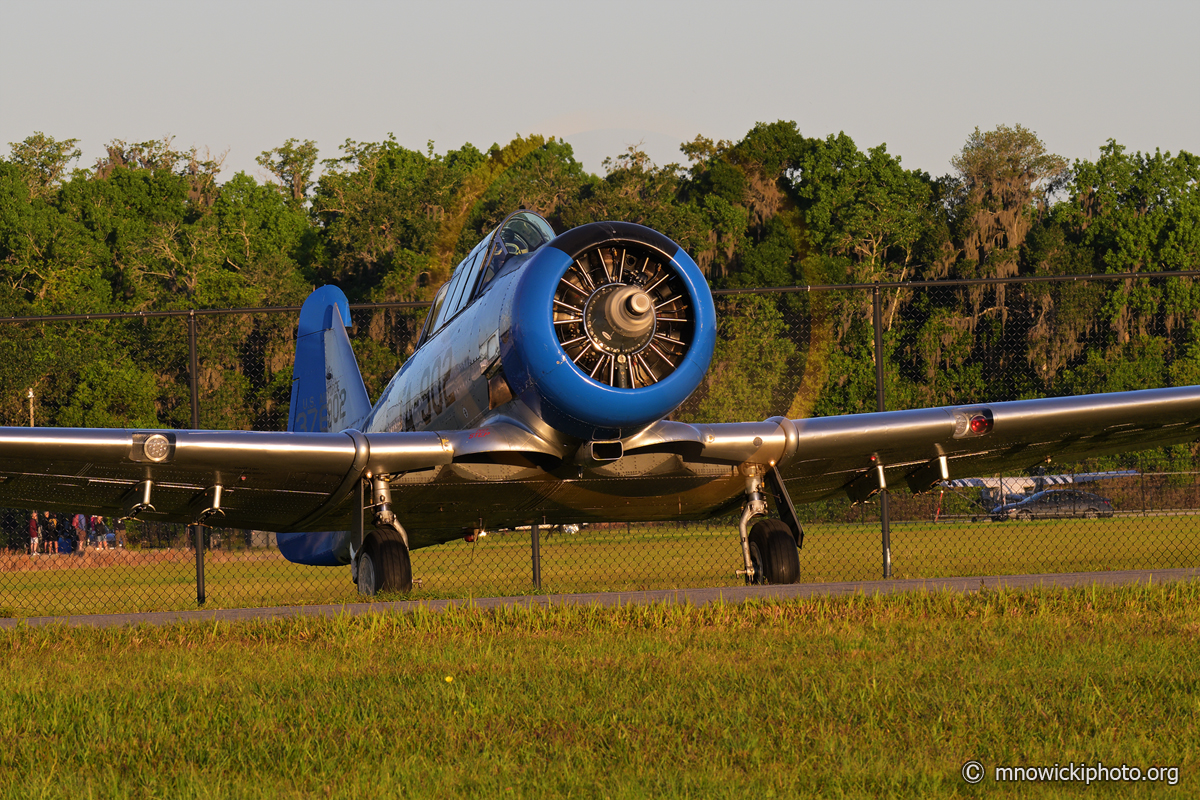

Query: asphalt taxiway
3;567;1198;628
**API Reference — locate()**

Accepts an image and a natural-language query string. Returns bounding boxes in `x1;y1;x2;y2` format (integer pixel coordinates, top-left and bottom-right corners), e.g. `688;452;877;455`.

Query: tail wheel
748;519;800;585
552;242;694;388
357;535;413;596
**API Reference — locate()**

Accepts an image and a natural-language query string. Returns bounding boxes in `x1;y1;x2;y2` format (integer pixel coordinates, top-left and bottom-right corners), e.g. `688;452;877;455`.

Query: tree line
1;123;1197;468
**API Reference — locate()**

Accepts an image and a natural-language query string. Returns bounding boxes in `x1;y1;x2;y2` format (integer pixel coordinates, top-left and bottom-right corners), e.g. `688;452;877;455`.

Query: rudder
288;286;372;433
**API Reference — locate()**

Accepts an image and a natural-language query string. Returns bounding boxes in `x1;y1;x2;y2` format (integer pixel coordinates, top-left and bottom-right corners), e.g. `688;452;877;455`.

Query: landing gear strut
736;465;802;585
351;474;414;596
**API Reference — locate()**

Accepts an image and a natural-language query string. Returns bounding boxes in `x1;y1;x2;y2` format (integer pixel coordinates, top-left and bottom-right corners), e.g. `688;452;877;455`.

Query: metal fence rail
0;273;1197;617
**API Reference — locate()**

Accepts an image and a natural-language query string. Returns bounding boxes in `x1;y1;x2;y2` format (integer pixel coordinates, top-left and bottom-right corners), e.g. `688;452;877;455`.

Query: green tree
792;132;933;287
55;358;161;428
1062;141;1200;274
6;132;81;200
453;136;592;260
212;171;313;304
256;138;319;203
311;136;486;300
93;137;225;207
782;132;939;415
946;124;1067;326
677;295;796;423
1034;142;1200;399
950;124;1068;269
0;164;109;315
560;144;708;259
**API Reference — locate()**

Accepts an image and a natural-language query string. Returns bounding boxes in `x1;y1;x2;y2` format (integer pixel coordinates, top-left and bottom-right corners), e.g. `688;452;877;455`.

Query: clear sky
2;0;1196;182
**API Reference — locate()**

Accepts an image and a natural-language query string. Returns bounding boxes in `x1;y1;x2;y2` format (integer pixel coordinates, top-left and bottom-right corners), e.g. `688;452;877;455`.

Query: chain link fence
1;274;1197;617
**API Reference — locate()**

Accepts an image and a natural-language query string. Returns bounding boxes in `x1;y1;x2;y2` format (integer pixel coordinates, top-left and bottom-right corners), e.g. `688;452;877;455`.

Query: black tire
376;539;413;593
748;519;800;585
1016;510;1032;522
764;522;800;584
357;536;413;596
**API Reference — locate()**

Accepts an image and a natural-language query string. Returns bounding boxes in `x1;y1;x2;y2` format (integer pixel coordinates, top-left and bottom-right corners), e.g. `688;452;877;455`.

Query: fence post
873;284;892;578
1140;454;1147;517
194;523;206;606
531;523;542;590
188;310;199;429
188;311;205;605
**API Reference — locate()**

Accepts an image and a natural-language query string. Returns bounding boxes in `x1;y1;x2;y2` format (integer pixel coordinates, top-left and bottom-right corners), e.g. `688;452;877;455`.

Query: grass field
0;515;1197;618
0;582;1196;798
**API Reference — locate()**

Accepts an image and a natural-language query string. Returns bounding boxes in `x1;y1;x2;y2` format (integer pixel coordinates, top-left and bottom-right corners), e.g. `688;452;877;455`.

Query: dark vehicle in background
991;490;1114;521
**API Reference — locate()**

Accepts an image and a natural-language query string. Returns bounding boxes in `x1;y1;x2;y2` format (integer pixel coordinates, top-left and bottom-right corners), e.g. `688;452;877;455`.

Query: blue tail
288;286;372;433
280;287;366;567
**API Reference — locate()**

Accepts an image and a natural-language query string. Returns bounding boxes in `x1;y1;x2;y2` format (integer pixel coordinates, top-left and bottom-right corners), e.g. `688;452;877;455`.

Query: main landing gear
351;474;413;596
736;465;802;585
356;535;412;595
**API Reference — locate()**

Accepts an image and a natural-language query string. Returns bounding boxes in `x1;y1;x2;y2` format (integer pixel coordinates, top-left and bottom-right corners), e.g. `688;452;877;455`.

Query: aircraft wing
0;426;487;533
0;418;577;533
766;386;1200;504
0;387;1196;534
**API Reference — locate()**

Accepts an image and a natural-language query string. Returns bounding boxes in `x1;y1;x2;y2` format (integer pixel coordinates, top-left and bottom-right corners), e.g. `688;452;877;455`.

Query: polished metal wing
770;386;1200;504
0;427;452;532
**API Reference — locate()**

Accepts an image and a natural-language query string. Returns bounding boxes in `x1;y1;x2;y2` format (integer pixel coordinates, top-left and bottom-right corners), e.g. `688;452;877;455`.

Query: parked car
991;489;1114;521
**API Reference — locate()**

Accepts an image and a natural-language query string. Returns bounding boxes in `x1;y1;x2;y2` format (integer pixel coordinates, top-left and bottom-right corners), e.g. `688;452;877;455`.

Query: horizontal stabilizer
276;529;352;566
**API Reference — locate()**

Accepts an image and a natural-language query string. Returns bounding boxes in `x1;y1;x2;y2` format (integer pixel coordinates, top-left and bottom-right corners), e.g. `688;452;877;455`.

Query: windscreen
478;211;556;289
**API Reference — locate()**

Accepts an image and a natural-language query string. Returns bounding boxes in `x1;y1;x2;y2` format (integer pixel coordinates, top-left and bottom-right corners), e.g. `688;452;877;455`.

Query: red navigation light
969;414;992;435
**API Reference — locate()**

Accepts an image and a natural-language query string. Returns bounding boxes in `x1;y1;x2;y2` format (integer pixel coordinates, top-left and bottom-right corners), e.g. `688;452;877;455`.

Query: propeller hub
584;284;656;356
605;286;655;338
552;242;694;389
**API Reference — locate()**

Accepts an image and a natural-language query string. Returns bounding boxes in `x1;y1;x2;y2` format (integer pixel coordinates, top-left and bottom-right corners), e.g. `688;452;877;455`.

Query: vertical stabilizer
288;286;372;433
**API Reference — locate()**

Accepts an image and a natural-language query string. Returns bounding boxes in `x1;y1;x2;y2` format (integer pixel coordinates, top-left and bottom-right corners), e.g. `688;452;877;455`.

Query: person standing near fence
91;515;108;550
42;512;57;554
28;511;38;555
73;512;88;553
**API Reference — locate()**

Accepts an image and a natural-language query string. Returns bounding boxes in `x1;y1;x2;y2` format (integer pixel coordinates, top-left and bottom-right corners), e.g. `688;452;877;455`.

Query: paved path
3;567;1198;629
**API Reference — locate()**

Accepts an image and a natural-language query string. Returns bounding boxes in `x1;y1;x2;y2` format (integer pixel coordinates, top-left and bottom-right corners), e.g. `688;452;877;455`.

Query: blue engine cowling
503;221;716;440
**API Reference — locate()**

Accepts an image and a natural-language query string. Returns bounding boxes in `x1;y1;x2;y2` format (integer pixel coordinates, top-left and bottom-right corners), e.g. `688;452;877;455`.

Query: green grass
0;515;1197;617
0;582;1196;798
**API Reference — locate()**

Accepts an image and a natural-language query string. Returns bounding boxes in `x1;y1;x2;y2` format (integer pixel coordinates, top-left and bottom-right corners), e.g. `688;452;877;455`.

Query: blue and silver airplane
2;210;1199;593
